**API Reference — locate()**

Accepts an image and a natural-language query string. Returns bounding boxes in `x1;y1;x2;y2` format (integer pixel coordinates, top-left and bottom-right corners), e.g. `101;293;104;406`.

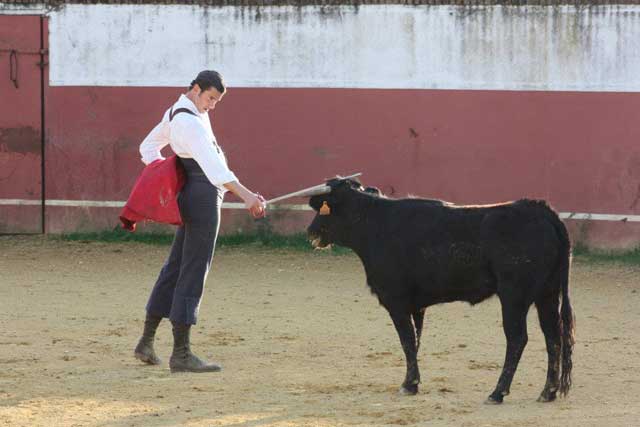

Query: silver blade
266;172;362;204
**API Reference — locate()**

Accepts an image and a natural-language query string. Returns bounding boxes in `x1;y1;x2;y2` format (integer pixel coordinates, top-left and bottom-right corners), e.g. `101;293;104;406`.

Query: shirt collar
176;94;201;116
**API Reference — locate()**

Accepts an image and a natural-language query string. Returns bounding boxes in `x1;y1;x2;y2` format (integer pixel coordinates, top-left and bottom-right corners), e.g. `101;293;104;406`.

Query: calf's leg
412;308;426;352
487;300;529;404
390;313;420;395
535;294;562;402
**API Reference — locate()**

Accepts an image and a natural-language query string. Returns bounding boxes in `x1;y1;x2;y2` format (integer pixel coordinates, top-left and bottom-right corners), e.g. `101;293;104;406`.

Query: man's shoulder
169;108;197;122
169;111;208;140
170;110;202;126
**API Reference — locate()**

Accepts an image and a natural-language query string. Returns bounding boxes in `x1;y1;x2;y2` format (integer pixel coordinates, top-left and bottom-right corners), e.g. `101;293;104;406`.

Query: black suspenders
169;107;197;121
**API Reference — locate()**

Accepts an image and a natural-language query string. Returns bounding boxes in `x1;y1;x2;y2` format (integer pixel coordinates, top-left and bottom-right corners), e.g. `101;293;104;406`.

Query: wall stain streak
0;127;40;154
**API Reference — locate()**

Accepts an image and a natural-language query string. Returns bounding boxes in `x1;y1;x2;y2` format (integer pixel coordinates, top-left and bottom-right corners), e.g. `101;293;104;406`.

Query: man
134;70;266;373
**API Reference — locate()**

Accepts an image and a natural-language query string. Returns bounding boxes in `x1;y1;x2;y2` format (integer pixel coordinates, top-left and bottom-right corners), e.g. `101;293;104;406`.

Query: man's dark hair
189;70;226;94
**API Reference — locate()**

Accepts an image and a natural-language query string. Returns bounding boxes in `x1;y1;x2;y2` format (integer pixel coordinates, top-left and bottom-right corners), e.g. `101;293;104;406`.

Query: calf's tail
559;250;575;396
549;209;575;397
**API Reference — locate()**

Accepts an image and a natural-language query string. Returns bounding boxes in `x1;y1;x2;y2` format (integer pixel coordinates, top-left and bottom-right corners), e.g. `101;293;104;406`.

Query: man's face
194;86;224;113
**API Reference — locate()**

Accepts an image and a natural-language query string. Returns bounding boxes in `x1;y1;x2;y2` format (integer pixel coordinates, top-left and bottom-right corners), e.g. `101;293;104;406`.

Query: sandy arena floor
0;236;639;427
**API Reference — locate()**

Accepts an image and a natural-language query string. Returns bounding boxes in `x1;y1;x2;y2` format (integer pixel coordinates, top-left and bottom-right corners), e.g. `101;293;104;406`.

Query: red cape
119;155;185;231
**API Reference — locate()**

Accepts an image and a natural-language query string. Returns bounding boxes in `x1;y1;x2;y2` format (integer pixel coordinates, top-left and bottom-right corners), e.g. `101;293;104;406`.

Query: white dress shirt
139;94;237;193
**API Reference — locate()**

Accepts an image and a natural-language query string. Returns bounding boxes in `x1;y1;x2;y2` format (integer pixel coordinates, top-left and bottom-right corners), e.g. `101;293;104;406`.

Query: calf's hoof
485;393;504;404
537;390;557;403
399;384;419;396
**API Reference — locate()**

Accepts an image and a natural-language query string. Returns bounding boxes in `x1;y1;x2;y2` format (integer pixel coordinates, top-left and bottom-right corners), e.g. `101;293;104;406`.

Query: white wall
38;4;640;91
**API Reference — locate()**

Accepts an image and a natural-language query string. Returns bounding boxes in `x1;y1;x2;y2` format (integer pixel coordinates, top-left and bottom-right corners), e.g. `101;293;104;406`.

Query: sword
266;173;362;204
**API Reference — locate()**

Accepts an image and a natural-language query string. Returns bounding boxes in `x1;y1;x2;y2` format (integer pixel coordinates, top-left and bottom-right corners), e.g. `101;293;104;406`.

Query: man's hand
223;181;267;219
245;193;266;219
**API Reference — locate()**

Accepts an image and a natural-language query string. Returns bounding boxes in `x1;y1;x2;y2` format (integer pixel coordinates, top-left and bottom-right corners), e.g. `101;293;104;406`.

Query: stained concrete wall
46;4;640;91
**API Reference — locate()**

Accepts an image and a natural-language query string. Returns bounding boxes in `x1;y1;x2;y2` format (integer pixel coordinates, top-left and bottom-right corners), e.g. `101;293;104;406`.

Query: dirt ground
0;236;639;427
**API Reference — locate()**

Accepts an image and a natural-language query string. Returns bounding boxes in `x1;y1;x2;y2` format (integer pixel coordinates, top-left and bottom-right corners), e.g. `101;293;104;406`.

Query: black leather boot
169;322;221;373
134;313;162;365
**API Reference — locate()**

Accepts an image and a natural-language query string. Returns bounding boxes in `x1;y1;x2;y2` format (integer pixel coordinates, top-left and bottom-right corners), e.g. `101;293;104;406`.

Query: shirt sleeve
172;116;238;187
139;120;170;165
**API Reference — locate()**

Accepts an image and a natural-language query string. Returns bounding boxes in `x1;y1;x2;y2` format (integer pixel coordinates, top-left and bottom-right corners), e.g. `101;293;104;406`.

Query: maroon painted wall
0;15;44;233
42;86;640;248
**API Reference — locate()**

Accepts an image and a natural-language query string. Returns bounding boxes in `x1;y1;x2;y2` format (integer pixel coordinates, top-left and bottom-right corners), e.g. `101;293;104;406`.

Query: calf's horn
267;184;331;204
266;172;362;204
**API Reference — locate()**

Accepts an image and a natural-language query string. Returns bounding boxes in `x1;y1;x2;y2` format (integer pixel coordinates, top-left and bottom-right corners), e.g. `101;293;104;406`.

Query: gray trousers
146;158;222;325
